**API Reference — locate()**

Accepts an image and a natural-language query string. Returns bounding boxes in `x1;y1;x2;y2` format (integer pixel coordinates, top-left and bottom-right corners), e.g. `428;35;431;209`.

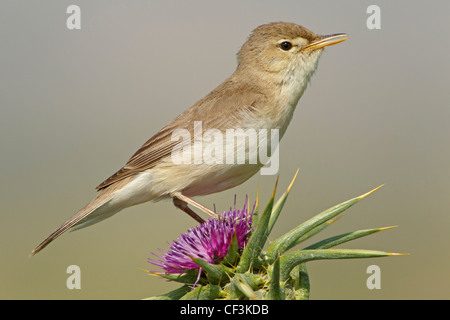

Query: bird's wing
96;87;265;190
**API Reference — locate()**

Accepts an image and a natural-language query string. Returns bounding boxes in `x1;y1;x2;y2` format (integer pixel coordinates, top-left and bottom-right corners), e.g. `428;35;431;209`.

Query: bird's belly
149;160;263;199
182;163;263;196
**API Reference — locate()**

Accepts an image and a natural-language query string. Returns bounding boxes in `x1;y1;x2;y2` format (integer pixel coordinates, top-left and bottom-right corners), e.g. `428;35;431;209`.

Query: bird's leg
172;192;219;222
173;197;205;224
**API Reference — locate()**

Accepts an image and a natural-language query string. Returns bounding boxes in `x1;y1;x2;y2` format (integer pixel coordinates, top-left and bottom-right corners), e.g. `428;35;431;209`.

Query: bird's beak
304;33;348;51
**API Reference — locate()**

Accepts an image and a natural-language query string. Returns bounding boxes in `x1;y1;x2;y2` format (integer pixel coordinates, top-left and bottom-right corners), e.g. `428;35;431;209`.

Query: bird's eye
279;41;293;51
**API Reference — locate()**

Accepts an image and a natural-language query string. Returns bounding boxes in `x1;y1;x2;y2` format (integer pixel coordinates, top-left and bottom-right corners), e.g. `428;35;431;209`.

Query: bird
30;22;347;256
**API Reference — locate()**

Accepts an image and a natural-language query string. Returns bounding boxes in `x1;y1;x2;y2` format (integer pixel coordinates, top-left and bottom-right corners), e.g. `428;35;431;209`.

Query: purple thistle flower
148;197;255;275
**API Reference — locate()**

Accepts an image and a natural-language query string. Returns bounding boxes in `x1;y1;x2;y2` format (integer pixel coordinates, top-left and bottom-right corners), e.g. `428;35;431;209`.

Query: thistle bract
144;171;404;300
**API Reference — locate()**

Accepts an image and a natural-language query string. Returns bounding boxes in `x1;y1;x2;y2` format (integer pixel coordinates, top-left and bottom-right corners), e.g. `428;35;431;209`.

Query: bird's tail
30;193;117;256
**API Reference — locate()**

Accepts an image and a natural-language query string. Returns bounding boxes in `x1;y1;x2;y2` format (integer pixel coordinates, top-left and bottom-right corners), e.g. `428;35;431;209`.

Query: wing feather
96;82;265;191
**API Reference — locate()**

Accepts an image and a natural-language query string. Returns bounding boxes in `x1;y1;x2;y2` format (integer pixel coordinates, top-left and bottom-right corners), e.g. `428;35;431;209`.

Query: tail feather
30;194;114;256
69;209;120;232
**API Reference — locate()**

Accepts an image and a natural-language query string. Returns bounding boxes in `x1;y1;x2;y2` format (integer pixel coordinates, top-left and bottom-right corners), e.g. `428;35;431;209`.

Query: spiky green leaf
191;257;232;285
279;249;396;281
222;233;240;267
288;216;342;249
180;284;224;300
144;269;201;285
292;264;310;300
304;226;397;250
227;272;265;300
232;274;257;300
267;257;284;300
265;186;383;264
143;285;191;300
236;178;279;273
266;170;299;237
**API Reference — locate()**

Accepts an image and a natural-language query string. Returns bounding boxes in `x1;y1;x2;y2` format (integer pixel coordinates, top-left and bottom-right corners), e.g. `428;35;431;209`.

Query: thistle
144;170;404;300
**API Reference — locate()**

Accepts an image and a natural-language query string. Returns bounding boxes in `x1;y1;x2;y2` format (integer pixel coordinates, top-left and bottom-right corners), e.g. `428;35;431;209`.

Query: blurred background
1;0;449;299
